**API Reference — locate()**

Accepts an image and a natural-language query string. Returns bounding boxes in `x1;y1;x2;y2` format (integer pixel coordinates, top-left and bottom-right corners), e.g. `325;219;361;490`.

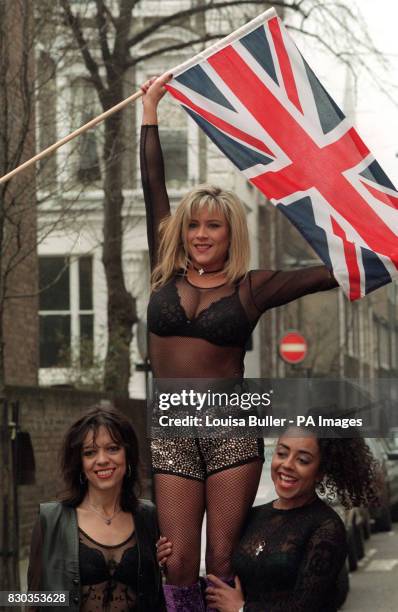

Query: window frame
39;255;95;371
69;76;103;186
136;65;200;189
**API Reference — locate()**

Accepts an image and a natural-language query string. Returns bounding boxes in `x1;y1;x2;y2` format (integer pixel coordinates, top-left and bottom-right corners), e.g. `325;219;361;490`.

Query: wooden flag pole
0;89;143;185
0;6;275;186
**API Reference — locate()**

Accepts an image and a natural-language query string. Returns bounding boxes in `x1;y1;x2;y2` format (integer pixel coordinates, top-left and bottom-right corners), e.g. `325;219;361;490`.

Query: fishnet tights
155;474;205;586
154;460;262;586
205;461;262;576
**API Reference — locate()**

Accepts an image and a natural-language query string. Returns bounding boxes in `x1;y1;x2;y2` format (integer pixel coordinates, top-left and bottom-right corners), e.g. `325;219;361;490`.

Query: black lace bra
147;275;253;348
78;529;139;611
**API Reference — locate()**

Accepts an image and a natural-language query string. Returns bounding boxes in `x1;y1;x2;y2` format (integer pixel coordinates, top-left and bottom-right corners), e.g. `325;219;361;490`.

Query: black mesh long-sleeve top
141;125;338;378
232;497;347;611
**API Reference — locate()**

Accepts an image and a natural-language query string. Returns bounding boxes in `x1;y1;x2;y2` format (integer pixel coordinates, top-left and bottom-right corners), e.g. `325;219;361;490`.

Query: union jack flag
166;7;398;300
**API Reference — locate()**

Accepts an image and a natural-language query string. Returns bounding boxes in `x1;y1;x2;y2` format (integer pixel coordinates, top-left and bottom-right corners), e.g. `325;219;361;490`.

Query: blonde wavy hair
152;185;250;290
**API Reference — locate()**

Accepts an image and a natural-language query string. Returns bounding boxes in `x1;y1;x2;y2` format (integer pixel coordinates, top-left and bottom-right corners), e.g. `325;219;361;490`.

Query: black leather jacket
27;499;165;611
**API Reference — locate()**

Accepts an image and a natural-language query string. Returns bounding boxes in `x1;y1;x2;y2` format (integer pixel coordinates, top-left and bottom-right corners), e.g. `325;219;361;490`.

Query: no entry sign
279;331;307;364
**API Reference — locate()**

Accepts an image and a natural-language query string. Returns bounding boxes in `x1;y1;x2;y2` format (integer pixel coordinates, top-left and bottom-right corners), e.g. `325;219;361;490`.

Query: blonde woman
140;74;337;611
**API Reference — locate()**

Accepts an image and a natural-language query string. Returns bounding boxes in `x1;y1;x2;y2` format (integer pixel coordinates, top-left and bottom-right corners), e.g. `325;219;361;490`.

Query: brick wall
0;0;38;387
5;386;151;559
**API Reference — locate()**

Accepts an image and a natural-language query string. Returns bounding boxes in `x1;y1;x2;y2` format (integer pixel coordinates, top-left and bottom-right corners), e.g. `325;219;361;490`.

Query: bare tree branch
95;0;112;67
127;1;300;49
113;0;135;61
128;32;224;67
60;0;108;103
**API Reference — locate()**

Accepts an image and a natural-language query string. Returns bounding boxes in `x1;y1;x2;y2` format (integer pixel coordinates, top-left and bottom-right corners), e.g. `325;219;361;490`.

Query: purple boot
163;582;206;612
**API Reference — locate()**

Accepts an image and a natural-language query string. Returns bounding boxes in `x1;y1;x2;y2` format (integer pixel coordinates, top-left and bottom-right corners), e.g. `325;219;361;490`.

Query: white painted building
37;1;398;396
37;1;266;397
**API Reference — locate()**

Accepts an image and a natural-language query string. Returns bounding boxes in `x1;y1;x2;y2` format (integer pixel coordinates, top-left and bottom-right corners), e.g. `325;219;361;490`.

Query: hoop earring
79;472;87;486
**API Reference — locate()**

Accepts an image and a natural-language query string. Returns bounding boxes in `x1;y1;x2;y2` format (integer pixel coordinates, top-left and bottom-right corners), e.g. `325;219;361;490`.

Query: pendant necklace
191;264;224;276
87;501;121;525
255;541;266;556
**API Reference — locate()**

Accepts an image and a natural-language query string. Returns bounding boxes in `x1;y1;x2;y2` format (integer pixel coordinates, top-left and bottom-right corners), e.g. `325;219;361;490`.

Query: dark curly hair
316;435;381;510
286;405;382;510
58;404;140;512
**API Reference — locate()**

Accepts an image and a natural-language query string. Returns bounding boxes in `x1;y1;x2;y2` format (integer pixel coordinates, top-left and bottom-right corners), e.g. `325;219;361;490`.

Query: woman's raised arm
140;74;173;270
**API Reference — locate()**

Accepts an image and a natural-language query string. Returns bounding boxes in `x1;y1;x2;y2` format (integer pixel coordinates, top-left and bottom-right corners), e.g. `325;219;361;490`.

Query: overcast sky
288;0;398;181
353;0;398;179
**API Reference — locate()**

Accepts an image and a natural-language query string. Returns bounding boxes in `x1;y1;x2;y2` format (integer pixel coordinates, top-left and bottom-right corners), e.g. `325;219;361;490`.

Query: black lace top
79;529;138;612
27;501;164;612
232;497;347;611
141;125;338;378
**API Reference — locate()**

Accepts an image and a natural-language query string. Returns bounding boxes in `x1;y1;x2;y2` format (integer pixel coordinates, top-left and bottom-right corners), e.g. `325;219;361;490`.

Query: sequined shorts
151;437;264;481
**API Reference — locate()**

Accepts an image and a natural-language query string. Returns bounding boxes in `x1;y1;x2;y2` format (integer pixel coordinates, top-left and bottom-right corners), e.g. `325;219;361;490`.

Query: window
70;78;102;183
346;302;360;357
39;257;70;367
159;129;188;183
376;319;390;370
78;121;102;183
79;256;94;367
156;89;189;186
393;326;398;370
70;0;95;7
39;256;94;368
37;52;57;187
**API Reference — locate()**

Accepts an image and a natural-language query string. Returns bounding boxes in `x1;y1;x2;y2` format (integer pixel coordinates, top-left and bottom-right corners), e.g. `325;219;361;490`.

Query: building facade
37;0;268;396
36;1;397;398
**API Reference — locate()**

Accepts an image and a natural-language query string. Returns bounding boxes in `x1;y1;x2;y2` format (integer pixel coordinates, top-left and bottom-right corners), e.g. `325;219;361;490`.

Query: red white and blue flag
166;7;398;300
